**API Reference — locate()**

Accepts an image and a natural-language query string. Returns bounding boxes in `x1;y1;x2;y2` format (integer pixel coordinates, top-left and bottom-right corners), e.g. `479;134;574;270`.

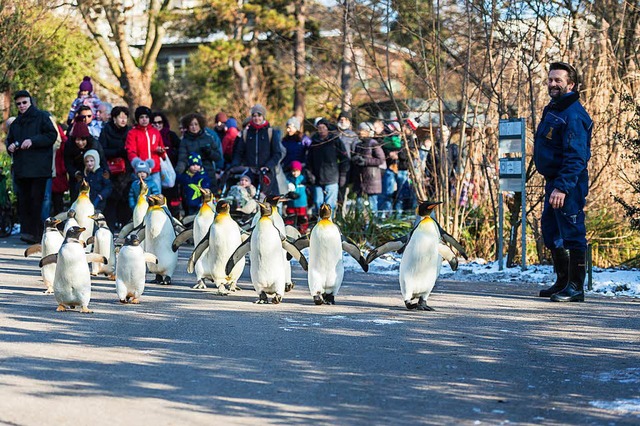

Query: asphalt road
0;233;639;425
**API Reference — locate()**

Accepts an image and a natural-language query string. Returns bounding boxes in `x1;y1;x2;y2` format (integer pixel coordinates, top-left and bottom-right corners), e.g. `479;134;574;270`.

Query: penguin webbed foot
255;292;269;304
130;298;140;304
192;280;207;290
417;297;435;311
56;304;67;312
313;294;324;305
161;276;172;285
152;274;163;284
404;300;418;310
44;288;54;295
272;294;283;304
322;293;335;305
285;282;295;292
80;306;93;314
216;285;229;296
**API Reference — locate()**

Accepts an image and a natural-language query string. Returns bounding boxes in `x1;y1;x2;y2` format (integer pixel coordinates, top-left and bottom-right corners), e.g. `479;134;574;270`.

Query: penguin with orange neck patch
300;203;368;305
367;201;465;311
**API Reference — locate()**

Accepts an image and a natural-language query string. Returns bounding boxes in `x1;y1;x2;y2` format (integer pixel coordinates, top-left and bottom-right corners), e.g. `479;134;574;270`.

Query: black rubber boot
551;249;586;302
539;248;570;297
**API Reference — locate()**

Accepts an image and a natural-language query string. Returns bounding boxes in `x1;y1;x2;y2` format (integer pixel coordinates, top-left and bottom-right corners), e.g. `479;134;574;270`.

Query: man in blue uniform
534;62;593;302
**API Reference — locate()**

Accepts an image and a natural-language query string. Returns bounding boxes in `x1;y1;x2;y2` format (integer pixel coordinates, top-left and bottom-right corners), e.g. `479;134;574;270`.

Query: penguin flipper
438;243;458;271
285;225;302;242
187;237;211;274
282;240;308;271
24;244;42;257
182;214;196;227
225;236;252;276
366;236;408;264
86;236;95;245
437;224;468;260
118;222;135;239
144;253;159;264
53;211;67;222
342;240;368;273
86;254;107;264
39;254;58;267
172;228;194;252
293;236;310;251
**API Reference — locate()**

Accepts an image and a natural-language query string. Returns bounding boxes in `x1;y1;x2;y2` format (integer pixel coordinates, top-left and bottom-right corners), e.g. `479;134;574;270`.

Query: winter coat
231;123;284;171
128;176;161;210
84;166;112;211
176;170;211;211
100;121;132;171
352;138;385;195
533;92;592;194
52;139;69;194
64;136;107;182
125;125;165;174
339;129;359;158
67;94;101;124
305;132;349;186
282;133;311;170
221;126;239;164
6;105;58;179
286;173;308;209
159;127;181;166
176;130;222;188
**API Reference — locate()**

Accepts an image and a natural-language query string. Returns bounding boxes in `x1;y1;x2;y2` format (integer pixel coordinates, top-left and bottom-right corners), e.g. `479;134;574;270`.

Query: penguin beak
417;201;442;216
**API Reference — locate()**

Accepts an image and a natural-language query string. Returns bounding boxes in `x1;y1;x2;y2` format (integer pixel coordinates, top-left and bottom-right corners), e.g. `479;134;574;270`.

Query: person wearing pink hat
67;76;102;126
284;160;309;234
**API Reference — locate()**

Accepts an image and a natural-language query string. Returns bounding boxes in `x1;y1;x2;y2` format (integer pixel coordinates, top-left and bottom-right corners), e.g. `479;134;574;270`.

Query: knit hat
13;90;31;101
132;157;154;176
226;118;238;129
338;111;352;121
358;122;374;132
316;118;331;129
79;76;93;93
73;122;91;139
215;112;228;124
286;117;301;132
83;149;101;169
290;160;303;171
250;104;267;117
188;152;202;167
134;106;152;122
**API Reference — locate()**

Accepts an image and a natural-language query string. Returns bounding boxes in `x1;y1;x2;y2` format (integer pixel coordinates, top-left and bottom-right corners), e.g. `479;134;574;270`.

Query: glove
102;170;110;179
287;191;300;200
352;155;366;166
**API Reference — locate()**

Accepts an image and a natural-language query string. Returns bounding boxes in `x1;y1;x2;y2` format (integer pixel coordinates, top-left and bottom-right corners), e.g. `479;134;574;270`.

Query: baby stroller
0;169;14;237
219;166;269;226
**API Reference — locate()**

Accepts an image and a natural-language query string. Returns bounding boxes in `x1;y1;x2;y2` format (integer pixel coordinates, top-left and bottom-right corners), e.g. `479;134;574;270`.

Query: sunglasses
153;120;163;125
79;114;93;120
15;100;29;106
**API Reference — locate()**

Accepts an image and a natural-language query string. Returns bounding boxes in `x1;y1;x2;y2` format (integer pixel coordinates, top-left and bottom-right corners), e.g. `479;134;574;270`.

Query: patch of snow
583;368;640;384
590;398;640;415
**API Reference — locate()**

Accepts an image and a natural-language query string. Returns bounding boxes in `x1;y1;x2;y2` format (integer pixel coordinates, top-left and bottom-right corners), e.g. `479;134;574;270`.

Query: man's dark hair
111;106;130;120
550;62;579;86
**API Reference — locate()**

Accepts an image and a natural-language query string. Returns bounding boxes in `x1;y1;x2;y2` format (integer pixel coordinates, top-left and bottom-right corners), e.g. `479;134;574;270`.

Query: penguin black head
154;194;167;206
147;195;158;207
264;195;283;207
67;209;77;219
216;200;231;214
417;200;442;217
44;217;61;229
89;211;105;221
201;188;214;203
259;202;272;217
79;179;90;193
319;203;332;220
65;226;86;240
124;233;140;246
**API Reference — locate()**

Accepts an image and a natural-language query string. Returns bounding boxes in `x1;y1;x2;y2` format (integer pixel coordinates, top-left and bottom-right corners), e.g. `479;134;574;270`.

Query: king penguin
89;212;116;279
69;179;95;248
366;201;464;311
226;202;308;304
187;200;245;294
117;177;150;240
24;217;64;294
40;226;107;313
142;194;179;285
172;188;216;289
115;233;158;304
302;204;368;305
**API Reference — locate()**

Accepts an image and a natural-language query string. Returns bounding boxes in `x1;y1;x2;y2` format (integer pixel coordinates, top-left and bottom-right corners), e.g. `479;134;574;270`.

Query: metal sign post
498;118;527;271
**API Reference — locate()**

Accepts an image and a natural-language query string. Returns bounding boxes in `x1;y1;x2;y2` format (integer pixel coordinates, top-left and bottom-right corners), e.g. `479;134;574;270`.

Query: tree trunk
293;0;306;125
340;0;353;113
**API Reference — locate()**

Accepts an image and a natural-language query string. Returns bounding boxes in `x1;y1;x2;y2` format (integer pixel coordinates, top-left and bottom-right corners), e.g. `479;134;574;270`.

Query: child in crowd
226;173;258;215
176;153;211;216
285;161;309;234
67;76;102;125
128;158;161;210
83;149;112;211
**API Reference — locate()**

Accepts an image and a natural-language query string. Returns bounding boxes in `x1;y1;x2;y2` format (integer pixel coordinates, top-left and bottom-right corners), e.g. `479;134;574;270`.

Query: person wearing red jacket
51;123;69;215
125;106;166;191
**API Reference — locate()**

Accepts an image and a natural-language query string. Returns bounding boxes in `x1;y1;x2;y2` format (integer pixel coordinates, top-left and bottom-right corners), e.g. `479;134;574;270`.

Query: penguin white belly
92;227;115;275
133;201;148;228
308;223;344;296
42;232;64;291
193;213;215;282
145;211;178;277
115;245;146;300
209;220;245;284
71;198;95;246
399;224;441;301
250;221;286;295
54;243;91;308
